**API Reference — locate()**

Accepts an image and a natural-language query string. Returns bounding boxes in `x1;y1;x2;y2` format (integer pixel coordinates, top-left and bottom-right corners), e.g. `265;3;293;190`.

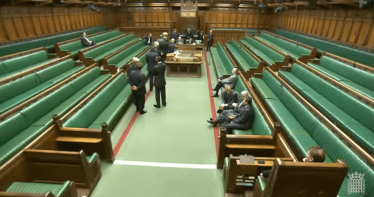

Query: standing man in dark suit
169;39;176;53
171;29;179;41
143;33;153;46
146;46;159;91
217;85;238;113
207;30;214;52
127;57;140;76
159;37;169;62
81;32;96;47
157;34;163;43
153;56;167;108
128;63;147;115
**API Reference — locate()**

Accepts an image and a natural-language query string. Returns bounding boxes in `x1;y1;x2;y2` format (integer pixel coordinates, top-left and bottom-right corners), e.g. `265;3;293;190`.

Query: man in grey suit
217;85;238;113
207;91;255;134
212;68;239;97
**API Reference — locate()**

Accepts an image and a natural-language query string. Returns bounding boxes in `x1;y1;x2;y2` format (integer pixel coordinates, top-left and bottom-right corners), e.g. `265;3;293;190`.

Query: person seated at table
186;28;193;40
212;68;238;97
186;38;195;44
81;32;96;47
198;31;204;41
169;38;176;53
207;91;254;134
217;85;238;114
176;36;183;44
261;146;326;178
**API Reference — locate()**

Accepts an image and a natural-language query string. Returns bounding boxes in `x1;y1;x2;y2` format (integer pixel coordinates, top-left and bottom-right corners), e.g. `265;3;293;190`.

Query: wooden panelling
0;6;104;44
279;9;374;51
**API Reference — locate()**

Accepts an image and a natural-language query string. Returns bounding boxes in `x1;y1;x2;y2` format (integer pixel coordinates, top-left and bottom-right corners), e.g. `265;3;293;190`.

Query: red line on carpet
113;90;152;156
204;51;220;155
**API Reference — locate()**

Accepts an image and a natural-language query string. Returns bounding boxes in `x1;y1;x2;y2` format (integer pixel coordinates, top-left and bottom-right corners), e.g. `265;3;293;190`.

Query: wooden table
165;50;203;78
175;44;203;51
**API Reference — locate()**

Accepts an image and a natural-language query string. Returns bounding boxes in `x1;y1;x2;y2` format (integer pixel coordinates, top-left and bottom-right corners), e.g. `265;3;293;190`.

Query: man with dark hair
208;91;255;134
128;63;147;115
217;85;238;113
146;46;159;91
171;29;179;41
157;34;163;43
81;32;96;47
261;146;326;178
153;56;167;108
212;68;239;97
207;30;214;52
169;39;176;53
143;33;153;46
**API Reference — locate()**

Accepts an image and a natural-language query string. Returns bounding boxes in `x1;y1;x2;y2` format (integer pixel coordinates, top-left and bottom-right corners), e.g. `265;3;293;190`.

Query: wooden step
226;144;276;150
56;136;103;143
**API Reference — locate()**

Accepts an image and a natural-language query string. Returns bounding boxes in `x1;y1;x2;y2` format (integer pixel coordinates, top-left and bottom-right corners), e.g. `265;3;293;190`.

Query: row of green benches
308;55;374;100
63;52;149;130
257;31;316;62
239;35;290;70
225;39;264;78
0;48;57;80
0;57;85;115
0;26;106;57
58;29;121;57
0;65;111;166
251;69;374;197
279;62;374;154
210;42;236;78
276;29;374;68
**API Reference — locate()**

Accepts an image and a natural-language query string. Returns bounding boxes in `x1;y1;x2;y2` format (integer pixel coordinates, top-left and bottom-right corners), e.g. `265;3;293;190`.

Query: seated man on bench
81;32;96;47
217;85;238;113
212;68;238;97
207;91;254;133
261;146;326;178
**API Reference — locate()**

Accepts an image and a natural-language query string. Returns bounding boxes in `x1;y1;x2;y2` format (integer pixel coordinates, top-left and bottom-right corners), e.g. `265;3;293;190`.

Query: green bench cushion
6;181;71;197
233;129;253;135
257;175;267;191
240;40;276;66
276;29;374;68
86;152;98;164
230;40;260;69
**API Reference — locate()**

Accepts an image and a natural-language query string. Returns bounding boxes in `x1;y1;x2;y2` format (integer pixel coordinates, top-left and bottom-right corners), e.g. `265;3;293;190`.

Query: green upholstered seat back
85;34;136;58
232;40;260;68
0;74;40;103
276;29;374;68
291;63;374;132
320;56;374;92
0;113;28;147
217;42;235;73
36;59;75;83
245;36;284;62
64;73;128;128
1;50;48;74
108;41;145;65
6;181;72;197
90;30;121;43
69;67;101;92
139;54;147;66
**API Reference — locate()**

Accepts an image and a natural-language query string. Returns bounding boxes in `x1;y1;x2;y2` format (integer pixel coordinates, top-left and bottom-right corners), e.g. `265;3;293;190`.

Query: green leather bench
0;50;58;80
83;34;141;63
6;181;73;197
276;29;374;68
240;36;285;67
279;63;374;153
257;32;311;60
251;70;374;197
59;30;121;57
231;77;272;135
107;41;149;69
227;39;260;72
0;58;85;115
138;53;149;76
0;67;111;166
0;26;106;57
64;73;133;130
210;42;235;78
308;56;374;100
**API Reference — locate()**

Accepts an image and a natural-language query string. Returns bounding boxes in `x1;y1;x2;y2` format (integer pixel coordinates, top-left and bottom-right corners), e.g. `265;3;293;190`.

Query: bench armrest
309;59;320;64
253;73;263;78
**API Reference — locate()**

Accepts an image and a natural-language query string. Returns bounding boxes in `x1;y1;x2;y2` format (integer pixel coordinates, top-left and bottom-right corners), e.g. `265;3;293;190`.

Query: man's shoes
162;103;167;107
153;104;161;108
207;120;214;124
149;89;153;92
140;110;147;115
211;94;218;97
210;118;213;120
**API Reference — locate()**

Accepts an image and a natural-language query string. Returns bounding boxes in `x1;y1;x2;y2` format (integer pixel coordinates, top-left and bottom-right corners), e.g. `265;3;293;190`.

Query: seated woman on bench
207;91;254;133
81;32;96;47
